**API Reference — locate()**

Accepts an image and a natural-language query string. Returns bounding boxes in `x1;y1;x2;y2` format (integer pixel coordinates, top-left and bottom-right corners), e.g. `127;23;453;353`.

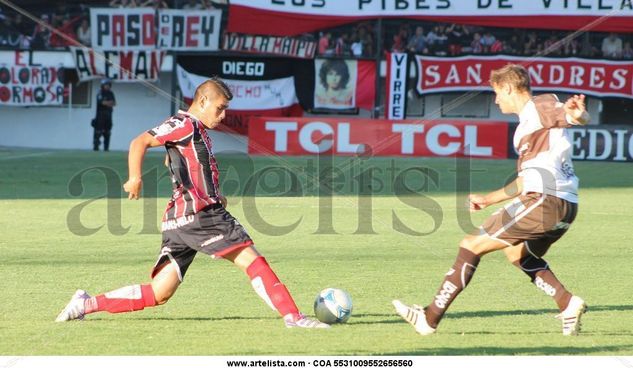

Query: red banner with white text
248;117;508;158
416;55;633;99
228;0;633;36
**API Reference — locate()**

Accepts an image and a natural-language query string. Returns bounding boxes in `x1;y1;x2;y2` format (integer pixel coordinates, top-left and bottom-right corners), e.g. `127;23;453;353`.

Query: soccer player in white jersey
393;64;590;336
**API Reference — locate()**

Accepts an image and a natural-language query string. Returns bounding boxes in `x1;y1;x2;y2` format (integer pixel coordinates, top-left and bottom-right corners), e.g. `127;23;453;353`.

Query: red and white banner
157;9;222;51
228;0;633;36
177;65;302;135
248;117;508;158
385;52;408;120
222;33;317;59
0;51;65;106
70;47;165;82
90;8;156;51
416;55;633;99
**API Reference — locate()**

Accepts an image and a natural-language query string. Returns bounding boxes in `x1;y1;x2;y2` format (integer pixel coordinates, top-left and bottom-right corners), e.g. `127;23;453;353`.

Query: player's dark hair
319;59;350;90
193;76;233;102
490;64;531;93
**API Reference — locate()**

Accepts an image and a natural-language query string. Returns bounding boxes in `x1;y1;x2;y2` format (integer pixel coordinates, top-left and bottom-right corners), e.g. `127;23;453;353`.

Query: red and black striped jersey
148;110;221;220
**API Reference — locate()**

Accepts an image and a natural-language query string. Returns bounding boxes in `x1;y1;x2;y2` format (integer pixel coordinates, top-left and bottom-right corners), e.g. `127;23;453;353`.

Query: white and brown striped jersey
148;110;221;221
515;94;582;204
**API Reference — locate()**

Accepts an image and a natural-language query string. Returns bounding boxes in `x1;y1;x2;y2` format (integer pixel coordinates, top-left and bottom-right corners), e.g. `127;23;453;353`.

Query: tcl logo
249;118;508;158
222;61;265;76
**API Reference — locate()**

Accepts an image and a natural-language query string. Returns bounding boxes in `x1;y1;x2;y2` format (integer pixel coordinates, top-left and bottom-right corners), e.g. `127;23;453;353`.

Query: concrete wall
0;72;248;153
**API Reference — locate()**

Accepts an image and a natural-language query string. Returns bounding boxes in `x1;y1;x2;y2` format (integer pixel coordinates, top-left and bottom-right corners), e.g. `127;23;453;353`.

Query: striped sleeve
148;116;194;145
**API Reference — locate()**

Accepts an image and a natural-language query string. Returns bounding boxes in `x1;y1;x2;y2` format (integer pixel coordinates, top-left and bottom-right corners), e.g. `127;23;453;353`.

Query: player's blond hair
490;64;531;93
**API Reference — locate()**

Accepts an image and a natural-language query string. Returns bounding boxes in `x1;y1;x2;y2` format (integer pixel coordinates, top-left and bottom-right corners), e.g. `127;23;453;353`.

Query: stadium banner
227;0;633;35
415;55;633;99
176;59;303;135
385;52;408;120
157;9;222;51
90;7;156;51
0;50;66;106
222;33;317;59
248;117;508;158
313;58;375;112
507;123;633;162
70;47;165;82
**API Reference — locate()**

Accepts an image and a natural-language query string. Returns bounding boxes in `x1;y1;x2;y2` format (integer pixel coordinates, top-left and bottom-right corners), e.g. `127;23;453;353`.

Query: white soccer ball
313;288;353;324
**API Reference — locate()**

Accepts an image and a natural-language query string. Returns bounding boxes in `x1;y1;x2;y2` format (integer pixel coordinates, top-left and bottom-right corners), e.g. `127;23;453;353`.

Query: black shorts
480;193;578;258
151;204;253;281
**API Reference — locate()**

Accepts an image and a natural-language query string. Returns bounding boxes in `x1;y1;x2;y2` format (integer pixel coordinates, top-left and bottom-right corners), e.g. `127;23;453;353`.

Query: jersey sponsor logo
201;234;224;247
152;118;186;137
434;280;457;309
534;276;556;296
161;215;195;231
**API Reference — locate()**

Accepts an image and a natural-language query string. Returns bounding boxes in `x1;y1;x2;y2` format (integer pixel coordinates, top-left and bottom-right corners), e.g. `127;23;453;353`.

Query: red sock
246;257;300;319
84;284;157;314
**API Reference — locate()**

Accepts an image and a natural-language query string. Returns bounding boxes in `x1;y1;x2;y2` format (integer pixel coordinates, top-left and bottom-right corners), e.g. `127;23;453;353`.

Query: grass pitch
0;148;632;355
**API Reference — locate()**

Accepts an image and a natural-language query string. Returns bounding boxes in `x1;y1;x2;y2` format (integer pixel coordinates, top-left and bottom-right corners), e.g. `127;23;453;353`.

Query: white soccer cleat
392;300;436;336
284;314;330;329
55;289;90;322
555;295;587;336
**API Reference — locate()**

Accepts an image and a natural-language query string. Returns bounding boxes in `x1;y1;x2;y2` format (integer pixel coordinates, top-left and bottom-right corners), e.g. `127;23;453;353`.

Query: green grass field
1;148;632;355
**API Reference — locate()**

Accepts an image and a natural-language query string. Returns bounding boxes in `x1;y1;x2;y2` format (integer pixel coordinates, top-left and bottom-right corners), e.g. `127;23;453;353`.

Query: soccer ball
313;288;353;324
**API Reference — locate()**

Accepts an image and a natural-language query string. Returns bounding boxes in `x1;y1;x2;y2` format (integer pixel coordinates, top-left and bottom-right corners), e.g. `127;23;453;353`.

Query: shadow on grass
97;316;280;322
382;344;633;355
350;304;633;325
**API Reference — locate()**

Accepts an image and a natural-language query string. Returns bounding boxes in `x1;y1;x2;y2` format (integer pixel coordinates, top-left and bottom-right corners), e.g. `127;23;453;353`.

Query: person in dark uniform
93;79;116;151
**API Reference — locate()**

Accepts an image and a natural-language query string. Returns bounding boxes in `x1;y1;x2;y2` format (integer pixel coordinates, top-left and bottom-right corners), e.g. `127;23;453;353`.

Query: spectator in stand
562;35;580;56
335;32;351;56
505;34;521;55
50;15;82;48
391;34;405;53
76;18;90;46
140;0;170;9
13;14;31;38
182;0;204;9
0;16;22;48
407;26;427;54
31;14;52;49
580;35;598;57
524;31;539;55
426;25;447;55
446;24;468;56
480;31;496;53
490;38;504;53
622;41;633;59
469;32;483;54
602;33;623;59
110;0;139;7
357;24;374;57
543;34;562;56
350;32;363;57
318;32;332;55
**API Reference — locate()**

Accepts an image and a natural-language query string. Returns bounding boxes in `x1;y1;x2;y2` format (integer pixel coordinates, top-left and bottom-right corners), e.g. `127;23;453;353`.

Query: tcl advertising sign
416;56;633;99
248;118;508;158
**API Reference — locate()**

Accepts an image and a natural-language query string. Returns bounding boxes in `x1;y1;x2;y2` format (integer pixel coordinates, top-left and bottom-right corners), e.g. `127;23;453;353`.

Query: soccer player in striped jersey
393;64;589;336
56;77;328;329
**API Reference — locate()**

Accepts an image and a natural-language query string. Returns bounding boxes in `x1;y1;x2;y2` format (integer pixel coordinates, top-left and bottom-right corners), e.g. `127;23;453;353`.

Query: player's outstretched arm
124;132;162;200
564;94;590;125
468;177;523;212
